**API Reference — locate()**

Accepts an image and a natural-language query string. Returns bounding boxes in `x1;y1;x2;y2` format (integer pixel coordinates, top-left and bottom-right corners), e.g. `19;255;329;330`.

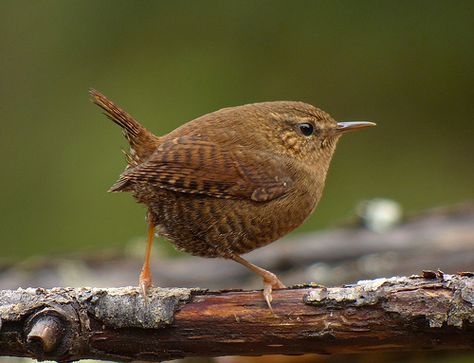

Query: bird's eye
298;123;314;136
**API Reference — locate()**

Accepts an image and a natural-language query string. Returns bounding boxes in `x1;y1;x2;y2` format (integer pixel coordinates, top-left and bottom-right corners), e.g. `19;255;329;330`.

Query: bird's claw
139;270;153;305
262;272;286;312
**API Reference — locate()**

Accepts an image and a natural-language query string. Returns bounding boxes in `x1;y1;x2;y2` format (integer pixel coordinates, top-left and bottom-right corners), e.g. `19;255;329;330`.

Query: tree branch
1;273;473;362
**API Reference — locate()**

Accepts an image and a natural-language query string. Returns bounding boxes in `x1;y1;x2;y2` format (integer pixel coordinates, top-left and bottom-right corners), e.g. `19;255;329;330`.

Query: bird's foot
228;253;285;313
139;268;153;305
262;272;286;312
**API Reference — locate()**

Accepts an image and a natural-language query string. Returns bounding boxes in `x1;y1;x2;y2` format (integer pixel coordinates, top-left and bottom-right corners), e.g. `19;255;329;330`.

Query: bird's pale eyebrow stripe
270;112;316;127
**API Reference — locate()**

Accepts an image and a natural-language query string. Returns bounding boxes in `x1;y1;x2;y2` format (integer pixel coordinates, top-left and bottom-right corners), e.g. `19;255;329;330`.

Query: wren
90;90;375;309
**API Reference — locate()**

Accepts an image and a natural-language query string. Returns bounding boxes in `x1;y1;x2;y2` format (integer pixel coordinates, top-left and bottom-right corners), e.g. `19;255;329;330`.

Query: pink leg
139;221;155;303
230;253;286;311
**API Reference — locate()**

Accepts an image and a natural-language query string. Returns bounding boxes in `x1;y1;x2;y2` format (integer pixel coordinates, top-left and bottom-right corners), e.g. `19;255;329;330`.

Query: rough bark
1;273;473;362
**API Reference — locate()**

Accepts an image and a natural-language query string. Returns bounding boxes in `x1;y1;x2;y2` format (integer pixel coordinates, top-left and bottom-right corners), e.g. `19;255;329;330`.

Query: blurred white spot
356;198;402;232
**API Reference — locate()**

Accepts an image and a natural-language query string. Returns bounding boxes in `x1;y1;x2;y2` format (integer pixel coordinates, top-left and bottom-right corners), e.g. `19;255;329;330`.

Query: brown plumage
90;89;375;309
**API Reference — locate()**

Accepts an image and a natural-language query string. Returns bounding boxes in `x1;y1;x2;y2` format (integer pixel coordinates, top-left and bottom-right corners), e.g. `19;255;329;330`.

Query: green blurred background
1;0;473;259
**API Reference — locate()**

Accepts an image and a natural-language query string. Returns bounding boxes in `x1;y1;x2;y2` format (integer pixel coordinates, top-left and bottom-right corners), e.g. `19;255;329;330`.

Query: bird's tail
90;89;160;168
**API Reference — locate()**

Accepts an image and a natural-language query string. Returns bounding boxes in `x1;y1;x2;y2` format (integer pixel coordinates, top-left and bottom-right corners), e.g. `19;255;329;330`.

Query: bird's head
233;101;375;165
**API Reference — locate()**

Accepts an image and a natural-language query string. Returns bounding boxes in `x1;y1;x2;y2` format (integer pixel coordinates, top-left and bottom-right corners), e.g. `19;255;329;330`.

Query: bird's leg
139;219;155;302
230;253;286;311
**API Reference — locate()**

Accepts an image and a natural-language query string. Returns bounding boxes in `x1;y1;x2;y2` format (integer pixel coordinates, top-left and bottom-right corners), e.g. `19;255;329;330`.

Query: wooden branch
1;274;473;362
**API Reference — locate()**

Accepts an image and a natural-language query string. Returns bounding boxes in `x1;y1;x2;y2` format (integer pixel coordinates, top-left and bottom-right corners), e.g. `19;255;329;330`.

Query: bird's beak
336;121;376;134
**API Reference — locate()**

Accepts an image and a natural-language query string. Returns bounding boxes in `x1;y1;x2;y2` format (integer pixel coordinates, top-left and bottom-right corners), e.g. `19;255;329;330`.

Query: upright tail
90;89;160;167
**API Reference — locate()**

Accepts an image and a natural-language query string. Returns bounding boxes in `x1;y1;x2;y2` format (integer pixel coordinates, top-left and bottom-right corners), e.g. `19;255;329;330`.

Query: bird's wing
110;136;294;202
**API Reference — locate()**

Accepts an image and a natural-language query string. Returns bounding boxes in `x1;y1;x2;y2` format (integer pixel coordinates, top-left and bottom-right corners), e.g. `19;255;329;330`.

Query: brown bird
90;90;375;309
